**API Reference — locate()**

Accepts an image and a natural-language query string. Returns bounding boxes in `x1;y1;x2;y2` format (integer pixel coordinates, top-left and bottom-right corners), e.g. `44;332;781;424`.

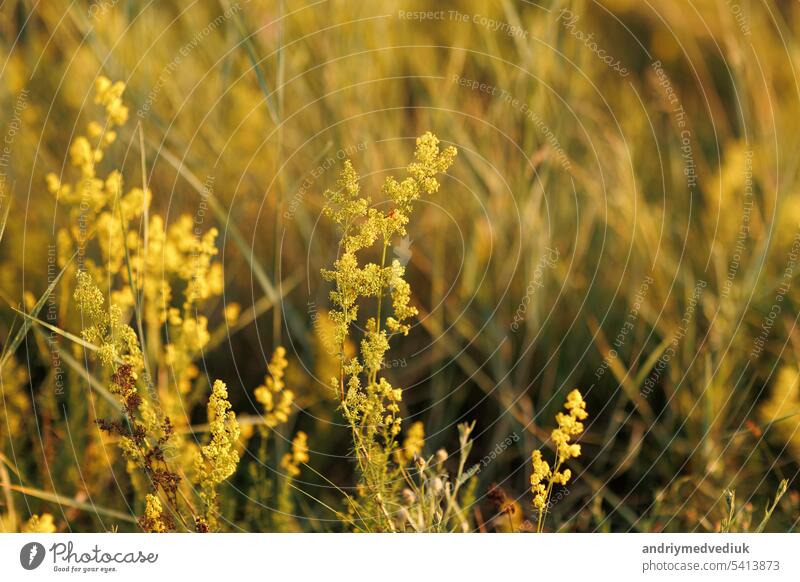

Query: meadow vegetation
1;0;799;532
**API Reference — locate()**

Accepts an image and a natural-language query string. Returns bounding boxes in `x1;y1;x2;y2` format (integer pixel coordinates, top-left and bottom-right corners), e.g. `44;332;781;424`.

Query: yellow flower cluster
194;380;240;529
340;375;403;440
195;380;240;487
320;133;455;525
530;389;588;530
22;513;56;533
396;421;425;466
151;217;222;397
553;389;588;463
95;76;129;126
164;312;211;395
139;494;168;533
52;77;232;532
385;262;416;336
164;216;224;309
254;347;294;428
224;302;241;325
280;431;310;478
74;270;143;371
321;132;456;426
51;79;223;406
47;77;149;284
530;450;551;511
74;268;189;531
322;134;456;354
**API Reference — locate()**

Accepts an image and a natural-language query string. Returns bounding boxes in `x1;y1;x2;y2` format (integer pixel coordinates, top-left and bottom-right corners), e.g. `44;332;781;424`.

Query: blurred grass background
1;0;800;531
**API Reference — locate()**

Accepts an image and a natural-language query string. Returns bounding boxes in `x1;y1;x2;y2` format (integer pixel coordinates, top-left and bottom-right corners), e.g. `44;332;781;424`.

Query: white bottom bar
1;533;797;581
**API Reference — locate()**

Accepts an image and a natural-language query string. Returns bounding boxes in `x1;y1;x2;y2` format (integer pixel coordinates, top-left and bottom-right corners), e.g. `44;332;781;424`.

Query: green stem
370;240;389;386
538;457;562;533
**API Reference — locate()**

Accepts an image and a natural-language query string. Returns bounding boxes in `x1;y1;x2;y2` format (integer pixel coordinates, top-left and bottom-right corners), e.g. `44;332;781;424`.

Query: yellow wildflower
320;133;456;527
94;76;129;126
552;389;587;463
74;270;143;371
396;421;425;466
22;514;56;533
530;389;589;531
139;494;169;533
224;302;241;325
194;379;240;530
280;431;310;478
530;450;550;510
254;347;294;428
196;380;240;486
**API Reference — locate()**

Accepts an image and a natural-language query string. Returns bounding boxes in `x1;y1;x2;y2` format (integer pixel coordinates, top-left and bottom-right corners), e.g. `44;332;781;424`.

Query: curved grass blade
40;333;121;412
10;307;124;366
1;249;79;369
0;185;12;244
152;144;279;303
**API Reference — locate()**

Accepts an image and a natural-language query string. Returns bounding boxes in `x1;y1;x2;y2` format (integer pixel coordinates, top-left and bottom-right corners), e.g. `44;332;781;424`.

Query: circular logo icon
20;542;46;570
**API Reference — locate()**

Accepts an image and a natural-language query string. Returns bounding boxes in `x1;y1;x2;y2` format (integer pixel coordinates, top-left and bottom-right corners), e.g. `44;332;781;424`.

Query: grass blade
150;144;279;302
9;484;136;524
10;307;123;364
1;249;78;369
0;183;12;245
226;0;280;126
38;332;122;412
